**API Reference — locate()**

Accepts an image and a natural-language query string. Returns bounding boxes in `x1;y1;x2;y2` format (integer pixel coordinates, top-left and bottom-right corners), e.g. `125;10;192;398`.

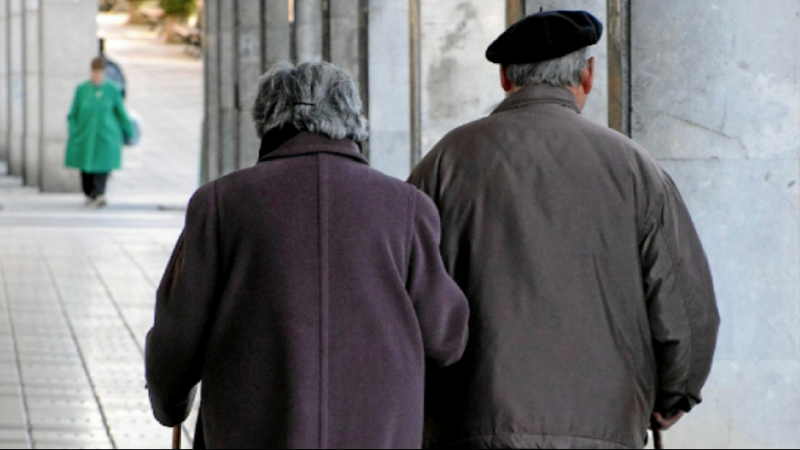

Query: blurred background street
0;12;200;449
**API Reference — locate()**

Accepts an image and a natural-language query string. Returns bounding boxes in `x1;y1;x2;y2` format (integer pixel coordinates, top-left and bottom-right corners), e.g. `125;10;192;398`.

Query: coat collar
492;84;582;116
259;132;369;165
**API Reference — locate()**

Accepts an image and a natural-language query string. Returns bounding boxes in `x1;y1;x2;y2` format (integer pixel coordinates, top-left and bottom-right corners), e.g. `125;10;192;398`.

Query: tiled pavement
0;14;202;450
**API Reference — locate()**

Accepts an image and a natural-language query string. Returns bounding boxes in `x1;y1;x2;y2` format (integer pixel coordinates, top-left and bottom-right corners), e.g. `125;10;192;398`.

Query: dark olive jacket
409;85;721;450
146;133;470;449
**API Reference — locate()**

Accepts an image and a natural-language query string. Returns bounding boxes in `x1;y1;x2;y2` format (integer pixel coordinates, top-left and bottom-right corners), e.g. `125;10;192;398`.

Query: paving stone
0;427;28;442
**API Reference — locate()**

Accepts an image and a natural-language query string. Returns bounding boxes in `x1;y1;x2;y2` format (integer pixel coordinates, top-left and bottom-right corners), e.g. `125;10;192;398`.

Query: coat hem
432;432;636;450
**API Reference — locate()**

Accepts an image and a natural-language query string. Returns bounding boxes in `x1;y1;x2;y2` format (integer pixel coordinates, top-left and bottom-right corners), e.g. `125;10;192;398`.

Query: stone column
202;0;293;183
0;0;9;166
328;0;360;82
367;0;411;180
23;0;38;186
418;0;505;156
236;0;263;168
264;0;291;67
531;0;609;127
203;0;220;181
39;0;97;193
295;0;323;63
606;0;630;135
506;0;524;26
631;2;800;447
218;0;238;175
8;0;23;176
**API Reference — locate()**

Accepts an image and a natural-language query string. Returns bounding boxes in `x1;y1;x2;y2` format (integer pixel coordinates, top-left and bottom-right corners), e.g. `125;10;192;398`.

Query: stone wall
418;0;505;158
531;0;608;126
632;1;800;447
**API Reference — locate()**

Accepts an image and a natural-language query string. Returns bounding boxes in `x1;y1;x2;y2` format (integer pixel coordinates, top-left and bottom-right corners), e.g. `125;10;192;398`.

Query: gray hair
504;47;591;88
252;62;369;142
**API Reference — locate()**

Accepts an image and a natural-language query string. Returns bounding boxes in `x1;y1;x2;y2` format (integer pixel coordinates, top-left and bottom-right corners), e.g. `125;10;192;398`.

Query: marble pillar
0;0;8;167
39;0;97;193
295;0;323;63
418;0;505;156
203;0;220;181
236;0;263;168
218;0;238;175
631;1;800;447
328;0;362;88
23;0;38;187
264;0;291;67
8;0;23;177
367;0;411;180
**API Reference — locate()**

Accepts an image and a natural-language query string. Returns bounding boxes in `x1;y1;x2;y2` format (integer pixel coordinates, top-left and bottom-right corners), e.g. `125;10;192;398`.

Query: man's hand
653;412;685;431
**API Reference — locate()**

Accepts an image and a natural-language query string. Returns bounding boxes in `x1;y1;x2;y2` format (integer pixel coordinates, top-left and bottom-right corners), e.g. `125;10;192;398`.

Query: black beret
486;10;603;65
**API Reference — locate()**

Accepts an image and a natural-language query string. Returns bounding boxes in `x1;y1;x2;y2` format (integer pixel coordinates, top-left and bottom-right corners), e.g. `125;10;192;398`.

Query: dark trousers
81;172;109;199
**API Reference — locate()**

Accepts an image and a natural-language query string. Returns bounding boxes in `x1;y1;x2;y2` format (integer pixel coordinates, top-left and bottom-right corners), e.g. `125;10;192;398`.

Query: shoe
93;196;108;209
85;197;96;206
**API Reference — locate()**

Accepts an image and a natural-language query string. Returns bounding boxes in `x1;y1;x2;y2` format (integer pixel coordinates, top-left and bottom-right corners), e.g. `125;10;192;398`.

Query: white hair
252;62;369;142
504;47;591;88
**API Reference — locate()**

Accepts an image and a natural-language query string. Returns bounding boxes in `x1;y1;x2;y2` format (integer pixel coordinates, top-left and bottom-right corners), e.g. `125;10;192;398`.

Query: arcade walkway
0;14;202;449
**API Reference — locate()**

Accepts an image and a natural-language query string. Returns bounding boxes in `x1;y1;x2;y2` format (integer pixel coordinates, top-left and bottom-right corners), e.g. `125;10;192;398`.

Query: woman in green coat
66;57;134;208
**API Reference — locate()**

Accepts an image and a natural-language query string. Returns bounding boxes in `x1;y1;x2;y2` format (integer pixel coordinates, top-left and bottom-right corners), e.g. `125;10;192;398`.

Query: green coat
65;81;133;174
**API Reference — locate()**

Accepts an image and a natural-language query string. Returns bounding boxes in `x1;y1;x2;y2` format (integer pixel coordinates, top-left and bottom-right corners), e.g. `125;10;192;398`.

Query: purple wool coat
146;133;470;449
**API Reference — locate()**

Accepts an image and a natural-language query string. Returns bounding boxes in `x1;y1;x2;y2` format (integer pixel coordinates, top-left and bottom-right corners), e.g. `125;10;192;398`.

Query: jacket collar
259;132;368;165
492;84;582;116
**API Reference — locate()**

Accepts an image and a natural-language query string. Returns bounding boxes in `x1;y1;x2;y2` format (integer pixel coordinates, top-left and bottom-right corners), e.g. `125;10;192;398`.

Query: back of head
504;48;591;88
91;57;108;71
486;10;602;89
252;62;369;142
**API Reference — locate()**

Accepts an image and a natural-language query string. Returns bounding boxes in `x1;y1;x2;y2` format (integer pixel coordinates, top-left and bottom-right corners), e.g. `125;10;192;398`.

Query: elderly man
409;11;720;450
146;62;470;449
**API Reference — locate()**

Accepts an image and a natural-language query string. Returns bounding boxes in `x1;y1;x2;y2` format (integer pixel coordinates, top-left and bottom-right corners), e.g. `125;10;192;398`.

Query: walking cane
173;426;182;450
651;416;664;450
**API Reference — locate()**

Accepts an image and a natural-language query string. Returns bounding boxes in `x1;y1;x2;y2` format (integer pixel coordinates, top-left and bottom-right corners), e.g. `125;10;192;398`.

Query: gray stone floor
0;14;202;450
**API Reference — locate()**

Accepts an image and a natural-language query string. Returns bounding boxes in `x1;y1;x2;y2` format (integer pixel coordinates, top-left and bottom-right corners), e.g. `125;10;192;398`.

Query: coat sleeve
113;89;134;141
67;86;81;138
406;191;470;368
640;174;721;418
146;183;222;427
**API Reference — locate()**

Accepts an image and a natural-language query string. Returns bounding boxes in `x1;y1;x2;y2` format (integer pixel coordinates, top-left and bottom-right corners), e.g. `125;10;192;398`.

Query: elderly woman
146;62;470;449
66;57;133;208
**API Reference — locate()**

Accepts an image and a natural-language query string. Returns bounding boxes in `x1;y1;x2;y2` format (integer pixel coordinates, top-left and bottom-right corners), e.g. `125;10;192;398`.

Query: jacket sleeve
146;183;222;427
408;146;442;203
640;175;721;418
407;191;470;368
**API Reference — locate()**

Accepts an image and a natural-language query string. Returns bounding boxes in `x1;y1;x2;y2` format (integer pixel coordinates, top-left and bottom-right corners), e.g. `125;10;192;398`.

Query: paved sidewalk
100;13;203;204
0;14;202;450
